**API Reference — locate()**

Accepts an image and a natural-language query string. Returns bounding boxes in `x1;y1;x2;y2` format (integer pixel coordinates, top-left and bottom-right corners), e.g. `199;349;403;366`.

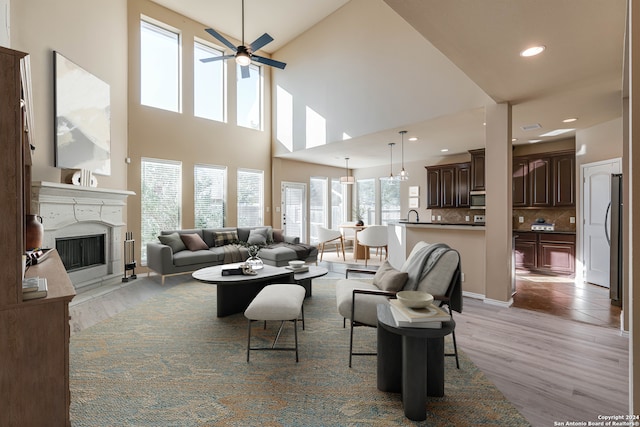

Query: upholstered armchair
335;241;462;367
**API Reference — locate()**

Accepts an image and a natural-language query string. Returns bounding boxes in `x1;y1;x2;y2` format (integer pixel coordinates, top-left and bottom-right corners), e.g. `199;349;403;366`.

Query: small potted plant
245;244;264;270
353;206;366;226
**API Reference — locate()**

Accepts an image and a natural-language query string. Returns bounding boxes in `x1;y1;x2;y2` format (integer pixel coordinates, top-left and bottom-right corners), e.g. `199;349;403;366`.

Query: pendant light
399;130;409;181
387;143;397;179
340;157;355;184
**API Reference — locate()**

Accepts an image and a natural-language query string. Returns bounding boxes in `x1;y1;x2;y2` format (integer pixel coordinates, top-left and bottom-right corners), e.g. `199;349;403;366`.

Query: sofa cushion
214;230;238;247
180;233;209;251
272;229;285;243
373;261;408;292
247;227;269;245
158;232;186;254
173;249;218;267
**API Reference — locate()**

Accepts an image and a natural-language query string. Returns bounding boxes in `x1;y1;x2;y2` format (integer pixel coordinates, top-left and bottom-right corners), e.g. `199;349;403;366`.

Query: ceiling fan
201;0;287;79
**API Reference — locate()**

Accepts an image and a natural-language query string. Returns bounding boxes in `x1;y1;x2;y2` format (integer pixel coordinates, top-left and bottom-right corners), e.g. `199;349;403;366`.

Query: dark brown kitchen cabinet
512;157;529;207
529;157;552;207
426;167;440;208
469;149;485;191
426;162;470;208
514;231;575;276
456;163;470;207
553;154;575;206
440;166;456;208
513;150;575;208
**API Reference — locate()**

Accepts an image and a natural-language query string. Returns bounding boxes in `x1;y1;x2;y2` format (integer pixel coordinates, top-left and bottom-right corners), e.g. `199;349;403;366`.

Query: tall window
331;178;347;229
237;169;264;226
140;18;180;112
357;178;376;225
194;164;226;228
141;158;182;264
380;177;401;225
194;40;225;122
309;177;328;244
237;64;262;130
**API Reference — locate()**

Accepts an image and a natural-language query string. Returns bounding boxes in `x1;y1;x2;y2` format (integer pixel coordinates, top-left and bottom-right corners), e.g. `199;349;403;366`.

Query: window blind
194;164;226;228
237;169;264;227
141;158;182;264
380;177;401;225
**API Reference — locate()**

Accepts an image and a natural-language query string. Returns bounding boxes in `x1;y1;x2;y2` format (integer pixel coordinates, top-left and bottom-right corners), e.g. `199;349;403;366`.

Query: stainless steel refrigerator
606;173;623;306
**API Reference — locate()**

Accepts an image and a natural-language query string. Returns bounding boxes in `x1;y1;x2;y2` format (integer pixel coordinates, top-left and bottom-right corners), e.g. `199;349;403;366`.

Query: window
194;40;225;122
140;18;180;112
237;63;262;130
141;158;182;264
331;178;347;229
237;169;264;226
380;177;401;225
309;177;328;244
194;164;226;228
357;178;376;225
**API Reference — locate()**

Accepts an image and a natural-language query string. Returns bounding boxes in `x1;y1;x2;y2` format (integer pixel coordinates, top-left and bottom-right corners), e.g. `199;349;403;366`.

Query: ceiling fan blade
200;54;235;63
204;28;238;52
240;65;251;79
251;55;287;70
249;33;274;52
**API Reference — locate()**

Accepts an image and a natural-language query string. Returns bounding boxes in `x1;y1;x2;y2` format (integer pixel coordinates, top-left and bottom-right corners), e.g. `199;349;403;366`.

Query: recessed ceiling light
512;138;517;142
440;148;449;152
521;123;542;131
528;139;542;143
408;137;418;141
539;128;575;137
562;117;578;123
520;45;546;57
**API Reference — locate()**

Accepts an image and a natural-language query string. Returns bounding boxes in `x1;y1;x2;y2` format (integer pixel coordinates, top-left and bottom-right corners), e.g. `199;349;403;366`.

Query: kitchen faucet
407;209;419;222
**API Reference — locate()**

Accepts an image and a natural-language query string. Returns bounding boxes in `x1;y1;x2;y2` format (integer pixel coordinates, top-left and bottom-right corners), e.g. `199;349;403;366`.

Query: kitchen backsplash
426;207;576;232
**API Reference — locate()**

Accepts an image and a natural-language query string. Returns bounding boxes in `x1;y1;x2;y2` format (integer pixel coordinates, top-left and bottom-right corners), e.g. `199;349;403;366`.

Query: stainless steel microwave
469;191;486;209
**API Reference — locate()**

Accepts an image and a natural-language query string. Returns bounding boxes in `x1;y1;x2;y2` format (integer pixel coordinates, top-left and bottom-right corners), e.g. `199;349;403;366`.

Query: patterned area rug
70;279;530;426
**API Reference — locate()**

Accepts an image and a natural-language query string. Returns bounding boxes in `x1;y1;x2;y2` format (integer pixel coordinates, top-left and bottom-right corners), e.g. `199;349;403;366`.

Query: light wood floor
69;263;629;427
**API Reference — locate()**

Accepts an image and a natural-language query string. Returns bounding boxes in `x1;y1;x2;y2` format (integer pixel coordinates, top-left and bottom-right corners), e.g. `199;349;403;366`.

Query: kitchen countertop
513;229;576;235
392;221;485;230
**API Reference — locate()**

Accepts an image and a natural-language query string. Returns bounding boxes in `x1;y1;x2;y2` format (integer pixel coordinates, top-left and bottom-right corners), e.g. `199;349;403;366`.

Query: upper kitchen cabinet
513;150;575;208
469;149;485;191
553;153;576;206
425;162;470;208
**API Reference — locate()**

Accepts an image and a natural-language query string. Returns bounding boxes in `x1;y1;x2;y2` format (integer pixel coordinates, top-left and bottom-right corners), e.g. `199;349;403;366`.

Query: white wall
0;0;9;48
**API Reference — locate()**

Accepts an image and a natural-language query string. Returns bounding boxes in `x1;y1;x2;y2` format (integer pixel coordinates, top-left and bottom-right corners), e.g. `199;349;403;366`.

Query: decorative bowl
396;291;434;308
288;260;305;269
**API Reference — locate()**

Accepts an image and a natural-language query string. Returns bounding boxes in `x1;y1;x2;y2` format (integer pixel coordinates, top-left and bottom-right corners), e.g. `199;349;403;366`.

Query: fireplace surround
31;181;135;290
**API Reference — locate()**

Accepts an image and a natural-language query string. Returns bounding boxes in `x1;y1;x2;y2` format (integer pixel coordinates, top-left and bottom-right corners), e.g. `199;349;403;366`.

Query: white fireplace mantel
31;181;135;289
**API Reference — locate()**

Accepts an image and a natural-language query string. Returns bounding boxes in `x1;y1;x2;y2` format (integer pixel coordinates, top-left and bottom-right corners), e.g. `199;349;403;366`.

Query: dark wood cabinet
514;231;575;276
513;150;575;208
0;47;75;427
426;167;440;208
426;162;470;208
456;163;470;207
512;157;529;207
440;166;456;208
529;157;552;207
553;154;575;206
469;149;485;191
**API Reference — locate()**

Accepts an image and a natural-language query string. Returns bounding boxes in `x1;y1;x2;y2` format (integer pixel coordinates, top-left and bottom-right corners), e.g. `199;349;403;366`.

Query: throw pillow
272;229;285;243
158;232;187;254
214;230;238;247
373;261;409;292
247;228;268;245
180;233;208;251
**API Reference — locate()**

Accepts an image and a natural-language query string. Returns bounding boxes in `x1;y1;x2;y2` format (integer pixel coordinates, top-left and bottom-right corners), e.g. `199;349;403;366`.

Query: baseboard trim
483;297;514;308
462;291;485;300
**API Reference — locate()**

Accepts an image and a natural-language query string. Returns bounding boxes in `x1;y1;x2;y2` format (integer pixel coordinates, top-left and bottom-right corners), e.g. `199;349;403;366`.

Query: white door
281;182;307;243
582;158;621;287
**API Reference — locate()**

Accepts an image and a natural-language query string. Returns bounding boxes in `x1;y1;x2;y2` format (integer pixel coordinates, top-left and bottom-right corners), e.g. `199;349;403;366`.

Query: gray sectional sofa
146;226;318;284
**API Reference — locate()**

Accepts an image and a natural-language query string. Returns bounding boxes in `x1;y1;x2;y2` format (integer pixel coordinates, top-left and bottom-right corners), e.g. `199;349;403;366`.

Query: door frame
579;157;622;285
281;181;307;244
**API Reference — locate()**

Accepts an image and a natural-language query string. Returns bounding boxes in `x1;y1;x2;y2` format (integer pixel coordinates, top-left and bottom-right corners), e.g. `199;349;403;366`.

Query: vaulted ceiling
151;0;626;168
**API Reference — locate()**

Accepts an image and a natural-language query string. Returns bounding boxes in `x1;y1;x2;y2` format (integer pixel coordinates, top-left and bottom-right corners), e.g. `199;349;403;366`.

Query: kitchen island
388;222;486;298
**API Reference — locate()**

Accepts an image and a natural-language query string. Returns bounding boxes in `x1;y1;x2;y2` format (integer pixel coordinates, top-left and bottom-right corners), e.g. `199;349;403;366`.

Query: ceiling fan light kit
202;0;286;78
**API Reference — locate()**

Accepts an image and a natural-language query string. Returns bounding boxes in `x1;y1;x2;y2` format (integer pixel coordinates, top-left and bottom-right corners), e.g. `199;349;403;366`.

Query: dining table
339;224;370;261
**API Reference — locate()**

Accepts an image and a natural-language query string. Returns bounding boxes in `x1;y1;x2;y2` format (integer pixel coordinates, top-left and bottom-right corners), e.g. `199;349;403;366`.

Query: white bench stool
244;284;306;362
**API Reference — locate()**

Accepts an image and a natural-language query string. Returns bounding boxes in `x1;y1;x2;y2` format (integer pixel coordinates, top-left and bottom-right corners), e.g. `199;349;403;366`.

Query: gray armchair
335;241;462;367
